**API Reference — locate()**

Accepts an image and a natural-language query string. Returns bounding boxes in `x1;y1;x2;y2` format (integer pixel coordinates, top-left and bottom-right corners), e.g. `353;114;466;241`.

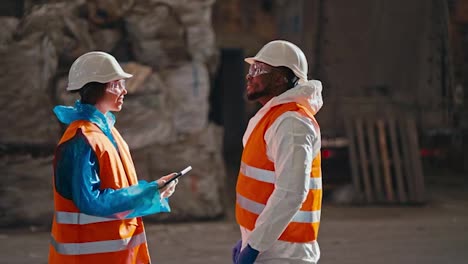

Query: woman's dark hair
71;82;107;105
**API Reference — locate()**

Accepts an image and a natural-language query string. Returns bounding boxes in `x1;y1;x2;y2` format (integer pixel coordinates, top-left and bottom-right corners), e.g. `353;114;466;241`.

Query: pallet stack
344;116;425;204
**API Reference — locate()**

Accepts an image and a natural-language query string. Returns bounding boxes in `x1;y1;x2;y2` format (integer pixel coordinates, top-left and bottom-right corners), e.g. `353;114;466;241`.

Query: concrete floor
1;169;467;264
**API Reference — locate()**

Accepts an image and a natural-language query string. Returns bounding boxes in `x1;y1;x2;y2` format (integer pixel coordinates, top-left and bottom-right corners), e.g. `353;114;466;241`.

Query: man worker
232;40;324;264
49;51;178;264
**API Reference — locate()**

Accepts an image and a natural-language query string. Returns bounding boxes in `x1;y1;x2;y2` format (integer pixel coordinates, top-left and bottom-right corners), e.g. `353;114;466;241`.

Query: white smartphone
159;166;192;189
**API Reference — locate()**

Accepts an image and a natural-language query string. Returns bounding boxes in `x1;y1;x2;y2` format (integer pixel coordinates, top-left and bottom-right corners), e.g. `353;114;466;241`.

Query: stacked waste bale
120;0;223;222
0;156;54;226
0;17;19;47
0;0;223;227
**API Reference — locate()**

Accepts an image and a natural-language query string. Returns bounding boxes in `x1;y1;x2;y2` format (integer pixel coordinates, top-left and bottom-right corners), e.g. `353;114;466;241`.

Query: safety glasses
106;79;126;95
248;62;275;78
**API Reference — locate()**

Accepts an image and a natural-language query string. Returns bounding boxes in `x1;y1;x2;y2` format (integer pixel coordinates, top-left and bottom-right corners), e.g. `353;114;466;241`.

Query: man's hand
236;244;259;264
156;173;178;198
232;239;242;263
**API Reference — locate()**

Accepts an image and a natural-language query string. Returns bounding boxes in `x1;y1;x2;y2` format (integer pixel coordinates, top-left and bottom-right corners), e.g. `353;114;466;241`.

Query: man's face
101;79;127;112
245;61;276;102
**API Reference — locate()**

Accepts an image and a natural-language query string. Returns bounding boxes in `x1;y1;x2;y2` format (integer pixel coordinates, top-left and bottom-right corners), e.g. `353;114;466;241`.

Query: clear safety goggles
106;79;126;95
248;62;274;78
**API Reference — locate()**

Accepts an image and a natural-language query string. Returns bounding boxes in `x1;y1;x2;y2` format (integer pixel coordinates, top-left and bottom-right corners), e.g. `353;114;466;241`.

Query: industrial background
0;0;467;263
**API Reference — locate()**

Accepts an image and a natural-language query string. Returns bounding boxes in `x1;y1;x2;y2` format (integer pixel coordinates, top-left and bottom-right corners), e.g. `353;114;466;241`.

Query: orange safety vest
49;120;150;264
236;102;322;243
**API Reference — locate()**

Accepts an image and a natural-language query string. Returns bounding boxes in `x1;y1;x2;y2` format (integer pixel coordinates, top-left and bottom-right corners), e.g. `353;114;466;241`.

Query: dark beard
246;79;274;101
246;89;270;101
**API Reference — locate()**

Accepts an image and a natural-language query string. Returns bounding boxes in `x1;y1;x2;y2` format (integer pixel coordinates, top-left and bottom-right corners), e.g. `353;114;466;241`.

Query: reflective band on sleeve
241;162;322;190
237;194;320;223
50;232;147;255
55;211;117;225
292;209;321;223
240;162;275;183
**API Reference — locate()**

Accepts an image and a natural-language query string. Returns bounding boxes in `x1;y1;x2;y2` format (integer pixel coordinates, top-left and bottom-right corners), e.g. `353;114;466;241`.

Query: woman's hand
156;173;179;198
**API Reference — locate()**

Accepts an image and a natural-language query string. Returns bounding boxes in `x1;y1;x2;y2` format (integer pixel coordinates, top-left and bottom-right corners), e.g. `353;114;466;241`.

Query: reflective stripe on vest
240;162;322;190
55;211;117;225
237;193;321;223
50;232;147;255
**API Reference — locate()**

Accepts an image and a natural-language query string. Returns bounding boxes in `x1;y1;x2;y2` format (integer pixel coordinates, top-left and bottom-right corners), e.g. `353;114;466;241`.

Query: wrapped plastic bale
116;67;177;149
86;0;135;25
90;28;123;53
133;123;225;221
122;62;153;94
125;2;190;69
0;155;54;227
153;0;215;24
156;0;218;67
186;23;218;67
54;75;79;106
177;0;216;25
160;62;210;135
177;0;218;65
18;2;95;64
0;33;59;145
0;17;19;47
126;2;183;40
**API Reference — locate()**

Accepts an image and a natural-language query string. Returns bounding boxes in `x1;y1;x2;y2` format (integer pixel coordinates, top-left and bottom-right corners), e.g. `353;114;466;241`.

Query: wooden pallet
345;117;425;204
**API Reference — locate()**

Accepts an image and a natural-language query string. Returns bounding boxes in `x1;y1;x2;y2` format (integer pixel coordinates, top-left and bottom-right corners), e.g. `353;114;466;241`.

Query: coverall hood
269;80;323;115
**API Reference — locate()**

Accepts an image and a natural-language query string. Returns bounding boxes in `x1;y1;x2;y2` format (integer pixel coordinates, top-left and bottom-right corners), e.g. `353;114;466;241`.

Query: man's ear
273;73;288;86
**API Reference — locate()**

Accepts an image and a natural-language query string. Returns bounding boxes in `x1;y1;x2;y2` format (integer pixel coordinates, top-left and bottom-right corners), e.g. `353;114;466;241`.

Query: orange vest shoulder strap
244;102;305;148
58;120;101;145
267;102;318;122
268;102;300;122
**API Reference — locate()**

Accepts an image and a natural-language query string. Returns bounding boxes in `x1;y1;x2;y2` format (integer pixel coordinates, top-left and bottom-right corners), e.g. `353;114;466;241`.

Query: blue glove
232;239;242;264
236;244;259;264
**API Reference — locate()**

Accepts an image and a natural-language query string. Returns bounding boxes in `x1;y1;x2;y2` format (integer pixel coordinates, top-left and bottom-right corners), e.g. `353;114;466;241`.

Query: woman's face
99;79;127;112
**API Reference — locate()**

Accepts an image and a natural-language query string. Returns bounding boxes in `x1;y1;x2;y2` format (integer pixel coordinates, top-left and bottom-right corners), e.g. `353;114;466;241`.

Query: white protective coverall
240;80;323;264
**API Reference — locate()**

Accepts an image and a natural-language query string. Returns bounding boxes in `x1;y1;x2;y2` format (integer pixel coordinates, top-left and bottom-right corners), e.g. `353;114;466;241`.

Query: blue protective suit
53;100;170;218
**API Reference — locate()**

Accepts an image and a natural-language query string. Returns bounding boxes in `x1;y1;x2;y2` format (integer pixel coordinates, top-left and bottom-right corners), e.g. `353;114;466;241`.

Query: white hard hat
245;40;308;84
67;51;133;91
